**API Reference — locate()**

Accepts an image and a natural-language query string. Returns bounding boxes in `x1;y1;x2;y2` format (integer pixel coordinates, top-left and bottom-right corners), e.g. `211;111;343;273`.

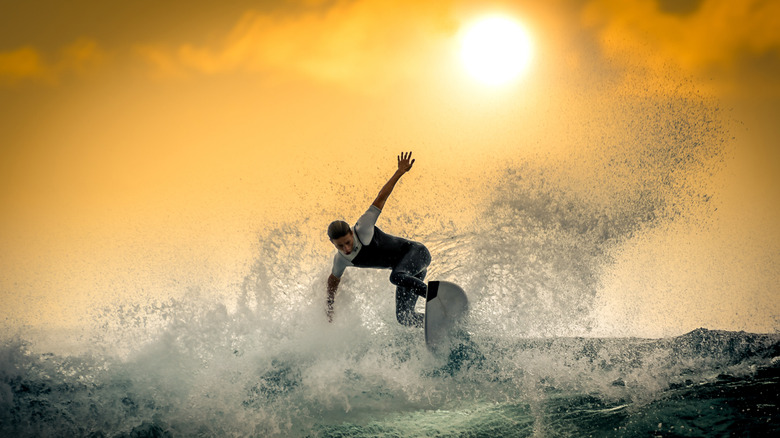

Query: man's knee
389;271;406;286
411;243;431;268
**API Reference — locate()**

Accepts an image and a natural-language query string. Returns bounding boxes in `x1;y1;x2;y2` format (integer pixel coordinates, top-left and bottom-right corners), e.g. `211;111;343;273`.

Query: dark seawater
2;323;778;437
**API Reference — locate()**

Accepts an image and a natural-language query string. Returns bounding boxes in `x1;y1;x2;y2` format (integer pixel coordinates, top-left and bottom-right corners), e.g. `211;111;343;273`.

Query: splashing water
3;68;777;436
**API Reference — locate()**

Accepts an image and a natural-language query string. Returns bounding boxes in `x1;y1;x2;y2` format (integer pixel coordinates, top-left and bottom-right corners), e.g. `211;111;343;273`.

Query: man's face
331;232;354;255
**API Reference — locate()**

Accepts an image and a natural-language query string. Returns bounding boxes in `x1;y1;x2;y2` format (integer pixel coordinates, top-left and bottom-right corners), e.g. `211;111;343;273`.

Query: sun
460;15;533;86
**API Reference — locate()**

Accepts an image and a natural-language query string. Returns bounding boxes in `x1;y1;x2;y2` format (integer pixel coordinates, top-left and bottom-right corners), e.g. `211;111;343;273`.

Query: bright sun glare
460;15;533;86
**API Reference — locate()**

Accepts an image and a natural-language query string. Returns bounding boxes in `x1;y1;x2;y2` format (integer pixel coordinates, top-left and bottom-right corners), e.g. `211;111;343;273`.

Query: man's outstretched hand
397;151;415;173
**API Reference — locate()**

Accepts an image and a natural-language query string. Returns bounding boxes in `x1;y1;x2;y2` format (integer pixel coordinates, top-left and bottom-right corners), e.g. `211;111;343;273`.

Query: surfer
326;151;430;327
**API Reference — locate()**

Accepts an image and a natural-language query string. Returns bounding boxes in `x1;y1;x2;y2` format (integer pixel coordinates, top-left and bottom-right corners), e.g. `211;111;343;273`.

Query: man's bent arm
326;274;340;322
372;152;415;210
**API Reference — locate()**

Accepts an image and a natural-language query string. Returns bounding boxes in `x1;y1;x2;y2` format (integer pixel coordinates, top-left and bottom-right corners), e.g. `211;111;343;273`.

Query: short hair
327;220;351;240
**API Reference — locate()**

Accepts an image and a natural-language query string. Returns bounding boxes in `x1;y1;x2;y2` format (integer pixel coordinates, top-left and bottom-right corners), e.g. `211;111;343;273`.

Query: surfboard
424;281;469;352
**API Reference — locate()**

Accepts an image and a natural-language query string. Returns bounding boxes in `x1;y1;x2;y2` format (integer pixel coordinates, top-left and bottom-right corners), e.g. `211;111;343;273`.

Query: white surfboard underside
424;281;469;351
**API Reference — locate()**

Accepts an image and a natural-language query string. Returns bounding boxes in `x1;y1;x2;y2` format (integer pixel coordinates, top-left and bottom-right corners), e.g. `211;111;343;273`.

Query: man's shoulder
356;206;381;232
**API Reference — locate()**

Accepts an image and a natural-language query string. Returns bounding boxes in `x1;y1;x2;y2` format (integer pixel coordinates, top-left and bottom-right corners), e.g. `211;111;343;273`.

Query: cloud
582;0;780;95
135;0;457;91
0;38;106;85
0;46;48;82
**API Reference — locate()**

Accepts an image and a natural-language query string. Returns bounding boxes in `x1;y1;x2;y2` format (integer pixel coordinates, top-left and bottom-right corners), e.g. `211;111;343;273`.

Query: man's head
328;220;354;254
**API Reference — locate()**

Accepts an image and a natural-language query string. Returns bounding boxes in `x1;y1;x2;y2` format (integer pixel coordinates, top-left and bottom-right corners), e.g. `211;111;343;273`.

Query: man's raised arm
372;152;415;210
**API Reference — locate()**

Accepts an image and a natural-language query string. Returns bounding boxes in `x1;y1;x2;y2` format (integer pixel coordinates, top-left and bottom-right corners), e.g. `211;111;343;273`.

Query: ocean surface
2;304;779;437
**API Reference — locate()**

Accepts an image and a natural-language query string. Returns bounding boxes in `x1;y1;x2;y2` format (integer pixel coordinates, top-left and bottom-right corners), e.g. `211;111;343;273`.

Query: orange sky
1;0;778;336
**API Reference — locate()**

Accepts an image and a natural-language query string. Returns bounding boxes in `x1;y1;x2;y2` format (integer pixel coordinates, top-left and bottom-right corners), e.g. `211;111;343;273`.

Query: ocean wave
2;325;778;437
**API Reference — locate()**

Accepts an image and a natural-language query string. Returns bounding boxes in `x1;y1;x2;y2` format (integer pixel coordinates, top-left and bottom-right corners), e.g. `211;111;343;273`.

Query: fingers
397;152;414;172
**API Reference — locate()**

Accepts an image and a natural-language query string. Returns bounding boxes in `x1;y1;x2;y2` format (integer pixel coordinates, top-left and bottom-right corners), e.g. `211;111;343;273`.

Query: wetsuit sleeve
331;253;350;278
355;205;381;244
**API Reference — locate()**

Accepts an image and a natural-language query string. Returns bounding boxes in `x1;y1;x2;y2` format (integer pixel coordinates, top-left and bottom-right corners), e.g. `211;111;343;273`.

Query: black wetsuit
331;206;431;327
351;226;431;327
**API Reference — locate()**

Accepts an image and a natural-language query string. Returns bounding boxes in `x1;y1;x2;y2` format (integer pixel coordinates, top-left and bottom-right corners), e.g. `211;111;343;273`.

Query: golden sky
1;0;778;336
